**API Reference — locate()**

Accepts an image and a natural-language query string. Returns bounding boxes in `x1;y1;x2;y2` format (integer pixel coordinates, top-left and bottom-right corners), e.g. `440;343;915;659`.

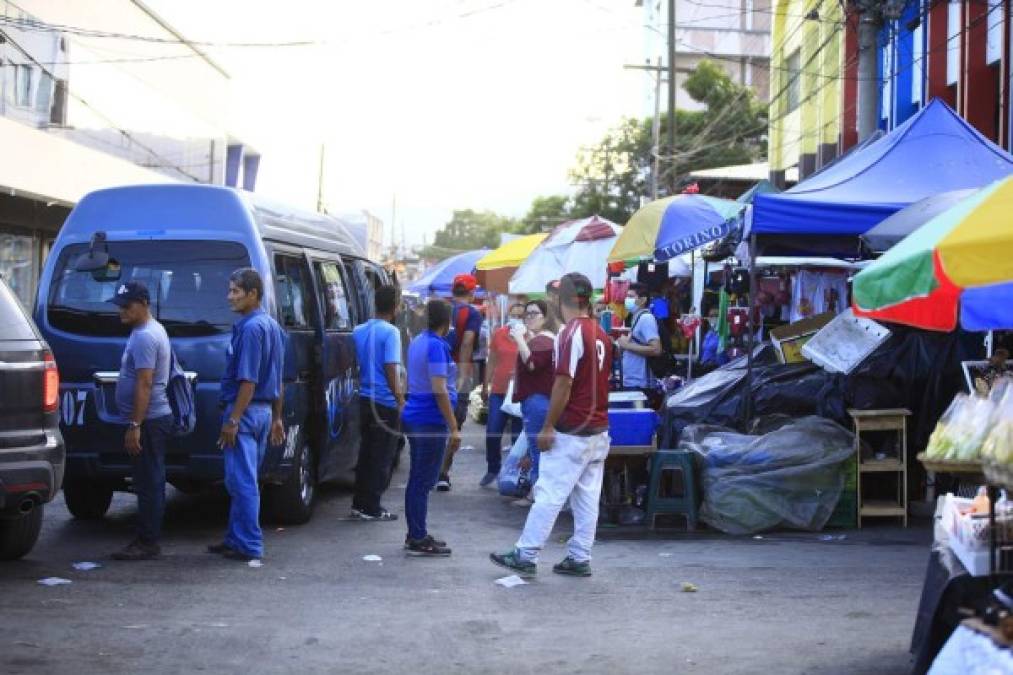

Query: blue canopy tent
750;99;1013;257
407;249;490;297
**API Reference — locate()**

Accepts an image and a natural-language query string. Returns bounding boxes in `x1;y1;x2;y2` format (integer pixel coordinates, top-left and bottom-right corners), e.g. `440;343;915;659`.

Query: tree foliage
422;209;517;259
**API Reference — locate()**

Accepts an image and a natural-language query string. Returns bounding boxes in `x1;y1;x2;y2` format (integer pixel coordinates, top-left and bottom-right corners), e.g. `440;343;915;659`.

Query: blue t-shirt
116;318;172;420
402;330;458;428
221;308;287;405
446;301;482;362
353;318;402;409
623;309;660;388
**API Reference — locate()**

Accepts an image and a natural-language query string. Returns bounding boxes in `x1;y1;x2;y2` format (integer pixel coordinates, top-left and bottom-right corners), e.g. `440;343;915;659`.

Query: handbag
500;379;522;418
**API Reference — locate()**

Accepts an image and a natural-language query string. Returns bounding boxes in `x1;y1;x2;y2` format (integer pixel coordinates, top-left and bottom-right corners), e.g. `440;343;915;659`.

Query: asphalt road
1;423;931;675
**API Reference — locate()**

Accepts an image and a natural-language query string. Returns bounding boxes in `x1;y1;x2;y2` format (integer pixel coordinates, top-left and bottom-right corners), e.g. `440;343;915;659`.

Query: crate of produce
608;408;659;446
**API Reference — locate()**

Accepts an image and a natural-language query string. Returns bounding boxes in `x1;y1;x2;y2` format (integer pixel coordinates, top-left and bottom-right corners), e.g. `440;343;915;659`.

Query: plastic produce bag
468;387;488;425
498;432;536;497
982;380;1013;464
925;393;995;461
681;416;855;535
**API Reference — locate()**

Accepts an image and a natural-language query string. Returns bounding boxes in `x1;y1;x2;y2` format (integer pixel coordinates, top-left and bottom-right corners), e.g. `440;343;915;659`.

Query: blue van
34;184;394;524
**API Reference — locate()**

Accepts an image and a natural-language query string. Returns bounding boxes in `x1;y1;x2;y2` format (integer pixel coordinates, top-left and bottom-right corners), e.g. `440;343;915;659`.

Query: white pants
515;431;610;563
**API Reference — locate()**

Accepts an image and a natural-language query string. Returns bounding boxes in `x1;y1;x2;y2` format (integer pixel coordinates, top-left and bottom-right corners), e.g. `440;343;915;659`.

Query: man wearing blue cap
208;268;286;563
109;281;174;561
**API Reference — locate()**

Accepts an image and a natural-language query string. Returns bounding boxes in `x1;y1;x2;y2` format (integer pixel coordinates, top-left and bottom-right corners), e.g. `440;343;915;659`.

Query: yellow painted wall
768;0;844;176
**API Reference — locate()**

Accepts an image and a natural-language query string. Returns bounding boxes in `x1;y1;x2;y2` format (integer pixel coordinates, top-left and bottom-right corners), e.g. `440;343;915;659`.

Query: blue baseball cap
108;281;150;307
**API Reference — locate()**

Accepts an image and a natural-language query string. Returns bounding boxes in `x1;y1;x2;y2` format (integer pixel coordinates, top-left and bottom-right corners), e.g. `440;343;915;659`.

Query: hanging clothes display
790;270;849;323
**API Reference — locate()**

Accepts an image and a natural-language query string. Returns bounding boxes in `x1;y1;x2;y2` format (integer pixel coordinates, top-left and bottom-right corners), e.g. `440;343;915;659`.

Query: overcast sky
146;0;647;247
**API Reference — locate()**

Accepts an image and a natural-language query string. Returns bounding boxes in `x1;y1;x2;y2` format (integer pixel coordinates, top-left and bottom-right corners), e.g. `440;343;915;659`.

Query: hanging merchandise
790;270;849;323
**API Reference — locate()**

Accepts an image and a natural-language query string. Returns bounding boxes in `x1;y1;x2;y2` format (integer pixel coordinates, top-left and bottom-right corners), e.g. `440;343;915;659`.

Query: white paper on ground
248;559;263;568
494;575;527;588
72;562;101;571
362;555;382;562
37;577;72;586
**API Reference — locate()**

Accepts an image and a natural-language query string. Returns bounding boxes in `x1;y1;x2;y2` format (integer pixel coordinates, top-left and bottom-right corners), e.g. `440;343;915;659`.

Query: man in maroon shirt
490;272;612;578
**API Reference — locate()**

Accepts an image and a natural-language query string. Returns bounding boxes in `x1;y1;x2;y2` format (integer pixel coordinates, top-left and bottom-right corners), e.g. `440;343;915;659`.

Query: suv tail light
43;351;59;413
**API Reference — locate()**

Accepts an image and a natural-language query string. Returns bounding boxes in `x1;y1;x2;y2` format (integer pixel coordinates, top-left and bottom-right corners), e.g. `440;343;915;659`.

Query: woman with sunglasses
509;299;558;496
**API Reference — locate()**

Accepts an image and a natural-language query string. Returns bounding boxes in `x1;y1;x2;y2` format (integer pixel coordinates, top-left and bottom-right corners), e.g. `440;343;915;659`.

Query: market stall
508;216;621;295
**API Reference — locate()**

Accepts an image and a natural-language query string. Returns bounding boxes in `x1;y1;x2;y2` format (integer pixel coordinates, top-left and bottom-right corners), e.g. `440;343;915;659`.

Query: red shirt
514;333;555;402
554;317;612;435
489;327;518;395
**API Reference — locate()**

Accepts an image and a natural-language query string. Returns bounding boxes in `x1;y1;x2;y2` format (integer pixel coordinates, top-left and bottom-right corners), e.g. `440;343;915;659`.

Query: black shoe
404;534;446;549
207;542;236;556
406;535;451;557
222;548;258;563
436;476;451;492
111;540;161;561
350;507;399;521
552;556;592;577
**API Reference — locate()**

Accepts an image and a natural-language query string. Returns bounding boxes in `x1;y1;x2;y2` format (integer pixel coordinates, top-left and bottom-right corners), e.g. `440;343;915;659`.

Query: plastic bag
982;379;1013;464
469;387;488;424
498;432;536;497
500;380;522;418
925;393;995;461
682;416;855;535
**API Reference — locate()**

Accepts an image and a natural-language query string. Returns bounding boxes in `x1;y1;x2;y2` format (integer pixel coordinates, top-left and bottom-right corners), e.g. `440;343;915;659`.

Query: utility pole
667;0;677;193
316;143;326;213
651;56;663;201
390;194;397;258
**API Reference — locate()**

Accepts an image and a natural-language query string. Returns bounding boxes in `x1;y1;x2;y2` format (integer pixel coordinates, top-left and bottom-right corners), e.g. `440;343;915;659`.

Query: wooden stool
848;408;911;527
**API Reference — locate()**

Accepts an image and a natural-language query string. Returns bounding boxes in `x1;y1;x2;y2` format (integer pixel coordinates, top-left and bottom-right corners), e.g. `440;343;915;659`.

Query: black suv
0;277;64;560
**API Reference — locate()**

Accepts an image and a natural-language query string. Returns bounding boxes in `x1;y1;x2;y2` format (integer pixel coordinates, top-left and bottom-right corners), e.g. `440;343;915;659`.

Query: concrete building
0;0;258;305
639;0;771;116
335;210;385;262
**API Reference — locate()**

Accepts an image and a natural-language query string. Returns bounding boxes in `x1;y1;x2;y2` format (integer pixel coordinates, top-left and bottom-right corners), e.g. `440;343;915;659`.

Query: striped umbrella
853;178;1013;331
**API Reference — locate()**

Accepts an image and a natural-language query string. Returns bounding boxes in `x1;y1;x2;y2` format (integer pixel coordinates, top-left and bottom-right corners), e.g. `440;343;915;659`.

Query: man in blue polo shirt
209;268;286;563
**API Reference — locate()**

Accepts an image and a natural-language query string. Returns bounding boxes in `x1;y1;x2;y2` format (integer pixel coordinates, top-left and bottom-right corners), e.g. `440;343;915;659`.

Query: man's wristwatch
128;421;141;430
224;418;239;428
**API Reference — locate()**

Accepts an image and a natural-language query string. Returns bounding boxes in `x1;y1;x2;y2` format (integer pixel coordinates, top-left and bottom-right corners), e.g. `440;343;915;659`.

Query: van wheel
63;481;114;520
265;437;316;525
0;506;44;560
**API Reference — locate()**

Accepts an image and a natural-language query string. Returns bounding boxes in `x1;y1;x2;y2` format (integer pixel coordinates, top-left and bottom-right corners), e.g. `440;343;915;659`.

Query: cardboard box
769;312;834;364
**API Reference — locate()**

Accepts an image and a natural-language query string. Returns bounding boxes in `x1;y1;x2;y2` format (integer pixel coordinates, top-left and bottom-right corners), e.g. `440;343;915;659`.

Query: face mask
624;297;638;313
508;318;524;332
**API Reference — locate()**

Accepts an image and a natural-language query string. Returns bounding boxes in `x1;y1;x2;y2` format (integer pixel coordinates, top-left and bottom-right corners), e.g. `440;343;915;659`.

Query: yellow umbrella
476;233;547;270
475;233;547;294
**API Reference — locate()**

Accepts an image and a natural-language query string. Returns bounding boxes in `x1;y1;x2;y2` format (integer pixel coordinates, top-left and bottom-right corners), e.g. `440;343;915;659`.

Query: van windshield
48;240;251;337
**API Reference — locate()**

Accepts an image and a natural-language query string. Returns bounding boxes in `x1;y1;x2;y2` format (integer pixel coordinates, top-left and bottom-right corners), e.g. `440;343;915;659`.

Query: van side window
315;260;354;331
274;254;314;329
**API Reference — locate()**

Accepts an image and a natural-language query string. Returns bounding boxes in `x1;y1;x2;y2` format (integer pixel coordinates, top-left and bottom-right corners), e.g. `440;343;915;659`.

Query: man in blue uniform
209;268;286;562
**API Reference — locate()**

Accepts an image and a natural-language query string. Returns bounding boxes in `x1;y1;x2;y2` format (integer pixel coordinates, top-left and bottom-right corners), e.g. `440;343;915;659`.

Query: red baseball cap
452;274;478;292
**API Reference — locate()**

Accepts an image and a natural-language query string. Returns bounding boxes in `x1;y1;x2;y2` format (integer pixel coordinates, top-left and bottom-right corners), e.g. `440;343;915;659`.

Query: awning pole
744;234;757;426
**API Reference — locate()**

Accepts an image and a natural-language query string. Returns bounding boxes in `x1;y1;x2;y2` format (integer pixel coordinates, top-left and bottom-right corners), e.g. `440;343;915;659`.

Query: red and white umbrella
508;216;621;295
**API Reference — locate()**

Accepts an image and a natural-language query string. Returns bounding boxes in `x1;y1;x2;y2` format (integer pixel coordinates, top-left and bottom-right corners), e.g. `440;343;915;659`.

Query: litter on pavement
37;577;72;586
72;562;102;571
248;559;263;568
494;575;528;588
362;555;383;562
681;582;699;593
819;535;847;542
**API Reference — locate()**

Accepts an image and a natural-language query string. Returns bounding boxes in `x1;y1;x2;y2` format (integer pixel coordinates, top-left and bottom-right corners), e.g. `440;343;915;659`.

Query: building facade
0;0;259;304
768;0;1012;187
639;0;772;116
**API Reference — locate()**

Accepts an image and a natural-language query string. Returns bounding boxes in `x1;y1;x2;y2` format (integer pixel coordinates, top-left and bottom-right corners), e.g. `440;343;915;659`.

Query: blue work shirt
221;308;287;405
353;318;402;409
402;330;458;428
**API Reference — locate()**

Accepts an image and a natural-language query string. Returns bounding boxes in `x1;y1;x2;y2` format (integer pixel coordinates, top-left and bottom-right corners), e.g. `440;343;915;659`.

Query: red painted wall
841;12;859;153
926;0;957;108
963;0;999;140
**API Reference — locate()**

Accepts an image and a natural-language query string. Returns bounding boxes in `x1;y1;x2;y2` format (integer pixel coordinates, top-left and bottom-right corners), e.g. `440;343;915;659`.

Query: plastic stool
647;450;699;531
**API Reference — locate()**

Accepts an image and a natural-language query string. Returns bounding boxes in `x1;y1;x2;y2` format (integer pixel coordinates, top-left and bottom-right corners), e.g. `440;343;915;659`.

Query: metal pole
744;234;757;425
316;143;326;213
857;3;882;141
667;0;677;192
651;57;663;201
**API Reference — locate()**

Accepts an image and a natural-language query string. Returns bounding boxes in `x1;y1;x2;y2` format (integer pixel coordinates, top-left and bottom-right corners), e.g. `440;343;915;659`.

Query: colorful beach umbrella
509;216;621;295
853;177;1013;331
475;233;547;294
608;194;744;265
407;248;490;297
